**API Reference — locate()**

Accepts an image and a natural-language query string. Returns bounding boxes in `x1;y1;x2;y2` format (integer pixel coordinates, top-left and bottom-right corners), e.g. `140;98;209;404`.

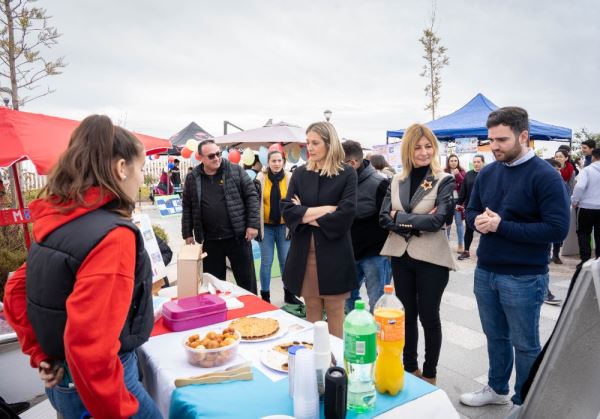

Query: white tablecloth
138;300;459;419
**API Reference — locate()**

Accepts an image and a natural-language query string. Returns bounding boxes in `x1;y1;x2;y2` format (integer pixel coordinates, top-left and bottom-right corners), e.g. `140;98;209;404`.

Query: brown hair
267;150;285;162
370;154;389;171
305;121;345;177
399;123;442;180
444;154;465;173
40;114;144;216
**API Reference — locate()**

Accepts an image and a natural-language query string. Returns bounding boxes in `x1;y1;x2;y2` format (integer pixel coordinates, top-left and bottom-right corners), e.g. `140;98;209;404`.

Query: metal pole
12;164;31;249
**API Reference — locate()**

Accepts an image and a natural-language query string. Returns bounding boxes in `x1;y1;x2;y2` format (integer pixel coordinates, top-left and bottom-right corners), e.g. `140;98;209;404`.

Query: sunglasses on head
206;151;222;160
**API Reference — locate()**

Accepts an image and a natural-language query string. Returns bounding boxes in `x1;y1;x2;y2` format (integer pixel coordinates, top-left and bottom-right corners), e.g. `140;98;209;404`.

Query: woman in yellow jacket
256;150;302;305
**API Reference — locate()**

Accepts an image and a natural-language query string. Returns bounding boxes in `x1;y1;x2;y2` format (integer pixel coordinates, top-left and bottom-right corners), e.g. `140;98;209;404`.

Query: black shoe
284;288;304;305
552;256;563;264
544;294;562;306
458;251;470;260
260;290;271;303
8;401;30;415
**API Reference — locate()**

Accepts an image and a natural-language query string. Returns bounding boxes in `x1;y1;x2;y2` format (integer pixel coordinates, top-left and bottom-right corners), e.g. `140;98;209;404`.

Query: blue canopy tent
386;93;571;142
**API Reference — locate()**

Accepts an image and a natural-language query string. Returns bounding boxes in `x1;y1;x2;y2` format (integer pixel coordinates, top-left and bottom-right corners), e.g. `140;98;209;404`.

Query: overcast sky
5;0;600;146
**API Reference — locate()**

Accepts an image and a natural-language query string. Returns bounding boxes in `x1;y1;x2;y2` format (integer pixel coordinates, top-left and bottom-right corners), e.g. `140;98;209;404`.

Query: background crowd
3;107;598;418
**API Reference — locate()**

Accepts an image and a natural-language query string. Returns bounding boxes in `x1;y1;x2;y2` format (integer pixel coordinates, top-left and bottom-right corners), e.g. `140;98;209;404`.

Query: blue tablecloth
170;367;437;418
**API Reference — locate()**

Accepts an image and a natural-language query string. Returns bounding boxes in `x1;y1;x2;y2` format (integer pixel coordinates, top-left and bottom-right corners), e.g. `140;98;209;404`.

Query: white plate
260;348;289;373
260;341;315;373
239;324;288;343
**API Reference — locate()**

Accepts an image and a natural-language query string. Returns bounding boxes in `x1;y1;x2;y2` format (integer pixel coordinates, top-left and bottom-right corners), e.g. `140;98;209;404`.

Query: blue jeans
45;351;162;419
474;267;548;405
346;255;391;312
258;224;290;292
446;209;464;246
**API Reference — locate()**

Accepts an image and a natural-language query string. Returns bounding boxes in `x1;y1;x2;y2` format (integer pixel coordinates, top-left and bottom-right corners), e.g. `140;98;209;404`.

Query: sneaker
552;256;563;264
457;245;465;254
458;251;470;260
544;294;562;306
460;385;510;407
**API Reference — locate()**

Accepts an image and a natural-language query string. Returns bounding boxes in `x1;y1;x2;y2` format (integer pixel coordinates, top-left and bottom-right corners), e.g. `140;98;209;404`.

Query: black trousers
391;253;449;378
203;237;257;294
576;208;600;261
464;225;475;252
552;242;562;257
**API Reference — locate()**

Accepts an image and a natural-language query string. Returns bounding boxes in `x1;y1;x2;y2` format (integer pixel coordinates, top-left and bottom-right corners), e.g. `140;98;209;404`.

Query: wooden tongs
174;364;253;387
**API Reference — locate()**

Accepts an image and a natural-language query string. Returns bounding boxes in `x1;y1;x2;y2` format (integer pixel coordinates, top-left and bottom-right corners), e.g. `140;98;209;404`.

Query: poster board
514;259;600;419
372;143;403;172
155;194;182;217
132;213;167;285
455;137;478;154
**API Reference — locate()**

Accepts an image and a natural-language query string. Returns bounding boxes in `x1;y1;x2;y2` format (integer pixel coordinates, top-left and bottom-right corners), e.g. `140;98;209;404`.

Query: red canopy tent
0;107;172;247
0;107;170;173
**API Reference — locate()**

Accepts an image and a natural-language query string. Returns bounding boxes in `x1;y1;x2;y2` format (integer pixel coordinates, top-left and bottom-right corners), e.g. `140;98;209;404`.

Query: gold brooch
421;179;433;191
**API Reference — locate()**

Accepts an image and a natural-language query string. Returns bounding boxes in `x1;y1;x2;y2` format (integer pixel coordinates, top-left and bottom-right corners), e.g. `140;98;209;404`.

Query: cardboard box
177;244;203;299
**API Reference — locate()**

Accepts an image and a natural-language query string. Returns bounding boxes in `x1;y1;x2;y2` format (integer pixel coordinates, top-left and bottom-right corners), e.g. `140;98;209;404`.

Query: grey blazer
380;170;457;270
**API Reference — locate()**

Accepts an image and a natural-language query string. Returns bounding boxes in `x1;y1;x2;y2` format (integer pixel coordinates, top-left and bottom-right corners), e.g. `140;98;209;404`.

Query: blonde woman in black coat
281;122;357;338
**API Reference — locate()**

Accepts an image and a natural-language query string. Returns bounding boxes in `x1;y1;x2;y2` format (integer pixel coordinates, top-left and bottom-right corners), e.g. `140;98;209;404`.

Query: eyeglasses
206;151;222;160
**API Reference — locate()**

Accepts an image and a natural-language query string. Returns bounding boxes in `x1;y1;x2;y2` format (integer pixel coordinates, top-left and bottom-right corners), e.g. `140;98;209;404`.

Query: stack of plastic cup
313;321;331;396
293;348;319;419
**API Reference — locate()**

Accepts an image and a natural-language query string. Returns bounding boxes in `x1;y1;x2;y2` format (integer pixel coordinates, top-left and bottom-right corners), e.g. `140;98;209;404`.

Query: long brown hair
305;121;345;177
40;115;144;216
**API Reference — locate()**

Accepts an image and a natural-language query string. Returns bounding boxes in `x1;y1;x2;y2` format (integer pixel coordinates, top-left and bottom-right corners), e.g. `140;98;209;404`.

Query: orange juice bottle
373;284;405;396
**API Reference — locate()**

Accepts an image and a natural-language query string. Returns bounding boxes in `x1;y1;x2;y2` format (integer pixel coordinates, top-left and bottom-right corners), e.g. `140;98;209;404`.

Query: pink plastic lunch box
161;294;227;332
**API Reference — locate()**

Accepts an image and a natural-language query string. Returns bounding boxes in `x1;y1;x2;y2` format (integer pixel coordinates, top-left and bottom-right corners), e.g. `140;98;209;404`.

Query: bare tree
0;0;66;110
419;3;449;120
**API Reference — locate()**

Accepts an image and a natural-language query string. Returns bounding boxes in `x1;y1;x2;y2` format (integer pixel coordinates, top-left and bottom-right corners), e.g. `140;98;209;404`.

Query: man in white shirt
571;148;600;265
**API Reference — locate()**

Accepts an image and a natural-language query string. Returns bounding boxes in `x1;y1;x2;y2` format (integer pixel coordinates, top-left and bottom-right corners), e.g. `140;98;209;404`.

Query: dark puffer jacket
182;159;260;243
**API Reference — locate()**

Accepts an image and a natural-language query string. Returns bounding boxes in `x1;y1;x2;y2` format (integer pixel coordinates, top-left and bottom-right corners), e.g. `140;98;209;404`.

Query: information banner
132;213;167;285
155;194;182;218
456;137;478;154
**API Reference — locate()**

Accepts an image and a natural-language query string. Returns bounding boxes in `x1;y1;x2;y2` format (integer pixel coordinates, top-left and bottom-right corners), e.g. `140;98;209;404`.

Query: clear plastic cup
293;348;319;419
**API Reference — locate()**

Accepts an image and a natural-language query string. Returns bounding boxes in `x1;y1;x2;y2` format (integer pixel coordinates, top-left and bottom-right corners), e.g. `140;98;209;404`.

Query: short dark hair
370;154;388;170
582;139;597;149
197;139;216;155
486;107;529;139
557;144;572;154
545;158;561;169
342;140;363;161
592;148;600;160
473;154;485;163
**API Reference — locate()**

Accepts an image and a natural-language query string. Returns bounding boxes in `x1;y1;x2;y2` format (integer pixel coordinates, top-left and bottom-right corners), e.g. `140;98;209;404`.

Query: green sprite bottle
344;300;377;412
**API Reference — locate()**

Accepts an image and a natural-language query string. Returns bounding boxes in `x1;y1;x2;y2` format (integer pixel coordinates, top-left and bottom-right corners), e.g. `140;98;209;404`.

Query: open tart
229;317;280;340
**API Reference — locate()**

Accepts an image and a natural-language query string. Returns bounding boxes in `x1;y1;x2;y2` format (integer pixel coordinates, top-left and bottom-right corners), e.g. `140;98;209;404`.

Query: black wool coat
281;164;358;296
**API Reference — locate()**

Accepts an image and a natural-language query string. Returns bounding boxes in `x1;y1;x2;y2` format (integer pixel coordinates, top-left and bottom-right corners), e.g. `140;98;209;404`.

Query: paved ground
145;201;578;419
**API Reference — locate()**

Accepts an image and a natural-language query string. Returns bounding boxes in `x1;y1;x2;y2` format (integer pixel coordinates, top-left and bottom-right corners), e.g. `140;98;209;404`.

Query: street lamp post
0;87;11;107
324;109;332;122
